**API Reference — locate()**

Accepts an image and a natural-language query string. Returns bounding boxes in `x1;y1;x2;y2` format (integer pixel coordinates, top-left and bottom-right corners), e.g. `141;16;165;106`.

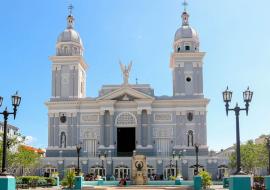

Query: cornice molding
50;55;88;70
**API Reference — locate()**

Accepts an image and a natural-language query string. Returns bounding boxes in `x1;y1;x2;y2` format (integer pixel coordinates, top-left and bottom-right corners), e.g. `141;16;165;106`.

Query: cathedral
42;5;228;180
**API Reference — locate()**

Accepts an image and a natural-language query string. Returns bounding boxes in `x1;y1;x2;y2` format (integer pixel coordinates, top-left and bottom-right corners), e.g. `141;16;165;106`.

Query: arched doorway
115;112;137;156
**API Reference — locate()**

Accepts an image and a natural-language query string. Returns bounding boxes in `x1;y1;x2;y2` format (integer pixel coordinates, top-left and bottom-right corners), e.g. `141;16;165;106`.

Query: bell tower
50;6;87;99
170;5;205;98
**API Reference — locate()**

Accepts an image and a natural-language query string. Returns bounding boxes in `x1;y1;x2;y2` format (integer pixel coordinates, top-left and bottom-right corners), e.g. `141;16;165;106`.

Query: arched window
73;47;77;55
164;164;176;180
64;46;68;55
60;132;66;148
185;46;190;51
114;165;130;179
42;165;57;177
66;165;76;173
177;47;181;52
187;130;194;147
147;165;156;178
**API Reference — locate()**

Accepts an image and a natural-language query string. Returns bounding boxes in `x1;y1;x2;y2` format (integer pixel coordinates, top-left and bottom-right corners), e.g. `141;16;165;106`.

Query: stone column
99;111;105;147
147;111;152;146
48;113;54;147
136;111;142;147
109;112;114;146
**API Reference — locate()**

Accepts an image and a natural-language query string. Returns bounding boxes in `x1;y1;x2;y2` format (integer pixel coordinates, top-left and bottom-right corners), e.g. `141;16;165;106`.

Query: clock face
62;73;69;84
60;115;67;123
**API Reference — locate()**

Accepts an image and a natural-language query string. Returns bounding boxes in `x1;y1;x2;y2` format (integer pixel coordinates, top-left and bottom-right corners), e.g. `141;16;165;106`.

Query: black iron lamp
194;144;200;175
0;92;21;175
11;91;21;119
222;86;253;175
243;87;253;115
99;151;107;177
76;143;82;176
266;137;270;175
0;96;3;107
222;87;232;116
172;150;184;177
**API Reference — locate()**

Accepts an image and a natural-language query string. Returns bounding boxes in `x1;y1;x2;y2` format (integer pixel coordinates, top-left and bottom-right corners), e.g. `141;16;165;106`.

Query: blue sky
0;0;269;151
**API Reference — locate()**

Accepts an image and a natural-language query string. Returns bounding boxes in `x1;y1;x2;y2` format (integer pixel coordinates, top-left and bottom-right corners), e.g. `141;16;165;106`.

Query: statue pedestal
131;155;148;185
135;171;144;185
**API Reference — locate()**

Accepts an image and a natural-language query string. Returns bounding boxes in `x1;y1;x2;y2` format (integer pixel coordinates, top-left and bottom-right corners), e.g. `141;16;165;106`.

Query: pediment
97;86;154;101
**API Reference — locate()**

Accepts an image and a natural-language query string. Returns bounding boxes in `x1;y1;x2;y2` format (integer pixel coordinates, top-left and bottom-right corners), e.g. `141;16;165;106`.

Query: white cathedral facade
42;6;228;180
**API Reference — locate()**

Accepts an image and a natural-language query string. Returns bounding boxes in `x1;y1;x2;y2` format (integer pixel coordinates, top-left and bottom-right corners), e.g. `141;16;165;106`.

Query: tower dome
173;11;200;53
56;13;84;56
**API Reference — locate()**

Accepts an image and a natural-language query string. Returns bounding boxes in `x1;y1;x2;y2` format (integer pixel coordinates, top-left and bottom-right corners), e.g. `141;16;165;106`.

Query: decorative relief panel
154;113;172;122
153;128;173;138
80;114;99;124
115;112;137;127
80;127;100;139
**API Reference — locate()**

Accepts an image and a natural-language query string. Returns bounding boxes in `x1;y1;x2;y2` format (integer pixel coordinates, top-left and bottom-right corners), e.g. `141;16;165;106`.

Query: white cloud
25;135;37;146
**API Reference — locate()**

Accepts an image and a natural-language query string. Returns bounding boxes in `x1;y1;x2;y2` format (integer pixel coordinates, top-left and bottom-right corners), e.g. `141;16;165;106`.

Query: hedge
16;176;57;187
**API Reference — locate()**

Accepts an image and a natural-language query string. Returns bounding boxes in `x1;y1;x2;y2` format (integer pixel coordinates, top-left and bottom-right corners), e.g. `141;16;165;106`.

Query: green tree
0;132;41;175
229;140;268;174
12;145;41;175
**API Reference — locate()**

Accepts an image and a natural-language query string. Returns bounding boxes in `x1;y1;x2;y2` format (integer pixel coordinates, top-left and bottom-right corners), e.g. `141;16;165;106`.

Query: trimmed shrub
199;170;212;189
16;176;57;187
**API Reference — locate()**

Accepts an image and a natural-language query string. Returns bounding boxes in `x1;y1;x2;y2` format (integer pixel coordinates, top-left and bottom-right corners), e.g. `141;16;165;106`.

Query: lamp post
266;137;270;175
172;150;185;177
222;87;253;175
194;144;199;175
98;151;107;177
76;143;82;176
169;159;172;178
0;92;21;175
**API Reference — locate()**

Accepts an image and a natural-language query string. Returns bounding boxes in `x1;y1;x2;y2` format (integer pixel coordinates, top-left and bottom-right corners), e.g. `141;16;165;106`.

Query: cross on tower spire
67;4;75;29
68;4;74;15
182;0;188;12
181;0;189;26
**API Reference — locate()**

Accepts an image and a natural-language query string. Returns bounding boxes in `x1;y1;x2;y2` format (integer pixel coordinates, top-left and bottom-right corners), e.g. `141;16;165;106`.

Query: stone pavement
17;185;227;190
210;185;227;190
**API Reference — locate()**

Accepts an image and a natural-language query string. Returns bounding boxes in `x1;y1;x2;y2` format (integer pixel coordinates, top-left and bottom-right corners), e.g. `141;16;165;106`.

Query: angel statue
119;61;132;85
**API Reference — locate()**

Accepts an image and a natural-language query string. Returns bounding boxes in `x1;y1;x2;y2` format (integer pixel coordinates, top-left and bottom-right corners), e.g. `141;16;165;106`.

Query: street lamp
266;137;270;175
76;143;82;176
0;92;21;175
172;150;185;177
194;144;199;175
223;86;253;175
98;151;107;177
